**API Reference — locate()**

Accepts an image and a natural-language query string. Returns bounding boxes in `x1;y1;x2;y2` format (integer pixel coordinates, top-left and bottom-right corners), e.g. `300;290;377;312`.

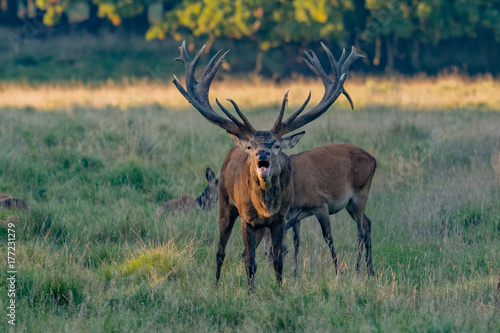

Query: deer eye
275;144;280;149
246;146;252;150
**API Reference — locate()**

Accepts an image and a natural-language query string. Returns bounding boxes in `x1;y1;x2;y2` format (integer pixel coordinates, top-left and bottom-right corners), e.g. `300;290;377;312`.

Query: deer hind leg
215;205;238;286
292;221;301;275
313;206;338;274
363;213;374;275
346;198;373;275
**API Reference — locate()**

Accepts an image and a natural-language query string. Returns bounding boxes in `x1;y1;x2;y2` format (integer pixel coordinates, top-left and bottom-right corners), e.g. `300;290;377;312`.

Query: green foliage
14;0;500;75
147;0;350;51
35;0;70;26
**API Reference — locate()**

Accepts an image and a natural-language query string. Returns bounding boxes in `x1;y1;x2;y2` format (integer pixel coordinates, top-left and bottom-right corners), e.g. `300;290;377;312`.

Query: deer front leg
241;228;267;259
269;222;285;285
242;222;258;291
215;205;238;287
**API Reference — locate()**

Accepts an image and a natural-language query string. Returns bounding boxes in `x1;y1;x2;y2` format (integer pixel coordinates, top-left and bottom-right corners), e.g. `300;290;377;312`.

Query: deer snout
256;149;270;160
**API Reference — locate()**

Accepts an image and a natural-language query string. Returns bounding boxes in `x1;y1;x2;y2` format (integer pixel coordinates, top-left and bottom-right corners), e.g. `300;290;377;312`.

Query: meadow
0;77;500;332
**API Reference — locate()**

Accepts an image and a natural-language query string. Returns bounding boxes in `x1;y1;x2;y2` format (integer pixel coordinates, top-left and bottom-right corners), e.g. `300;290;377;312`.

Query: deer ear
281;131;305;150
206;167;216;181
227;133;248;148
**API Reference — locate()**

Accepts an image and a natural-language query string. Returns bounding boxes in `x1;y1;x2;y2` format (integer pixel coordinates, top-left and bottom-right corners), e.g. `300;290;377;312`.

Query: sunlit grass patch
112;243;192;285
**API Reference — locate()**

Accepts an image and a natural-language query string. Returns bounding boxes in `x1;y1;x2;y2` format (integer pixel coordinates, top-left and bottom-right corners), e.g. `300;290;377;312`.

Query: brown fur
160;167;219;214
162;195;200;213
0;194;28;210
216;131;304;289
172;41;362;290
254;144;376;275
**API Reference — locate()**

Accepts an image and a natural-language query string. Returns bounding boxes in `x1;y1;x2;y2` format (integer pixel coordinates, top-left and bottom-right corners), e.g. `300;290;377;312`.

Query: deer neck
247;156;291;217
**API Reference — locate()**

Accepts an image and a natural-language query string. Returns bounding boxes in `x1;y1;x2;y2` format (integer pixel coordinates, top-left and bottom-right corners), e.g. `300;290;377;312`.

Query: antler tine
175;41;206;94
272;90;289;132
340;45;365;74
226;98;256;132
280;91;311;130
199;49;230;95
343;89;354;110
340;46;364;110
303;50;331;87
338;48;347;68
173;41;255;137
216;98;244;127
321;42;339;81
275;43;361;136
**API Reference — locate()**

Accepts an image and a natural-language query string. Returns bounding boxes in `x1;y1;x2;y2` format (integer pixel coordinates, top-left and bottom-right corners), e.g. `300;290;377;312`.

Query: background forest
1;0;500;79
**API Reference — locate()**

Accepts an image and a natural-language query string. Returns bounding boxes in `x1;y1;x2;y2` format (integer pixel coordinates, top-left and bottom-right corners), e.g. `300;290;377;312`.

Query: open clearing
0;79;499;331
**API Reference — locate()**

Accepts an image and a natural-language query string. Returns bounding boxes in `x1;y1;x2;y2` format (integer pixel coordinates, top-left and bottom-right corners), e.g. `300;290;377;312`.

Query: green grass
0;29;263;83
0;104;499;332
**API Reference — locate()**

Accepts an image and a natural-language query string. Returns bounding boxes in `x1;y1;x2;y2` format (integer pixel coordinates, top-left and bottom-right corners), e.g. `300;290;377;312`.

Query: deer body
252;144;376;275
161;195;200;213
172;41;363;289
286;144;376;275
161;168;219;214
217;136;300;287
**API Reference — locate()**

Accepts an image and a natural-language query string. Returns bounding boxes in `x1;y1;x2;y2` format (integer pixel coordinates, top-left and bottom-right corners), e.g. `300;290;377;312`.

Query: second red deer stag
287;144;376;275
173;41;362;289
253;144;376;276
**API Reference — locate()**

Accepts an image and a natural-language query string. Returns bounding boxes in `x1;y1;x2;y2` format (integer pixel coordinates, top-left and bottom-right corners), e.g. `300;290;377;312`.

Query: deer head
172;41;363;182
196;167;219;210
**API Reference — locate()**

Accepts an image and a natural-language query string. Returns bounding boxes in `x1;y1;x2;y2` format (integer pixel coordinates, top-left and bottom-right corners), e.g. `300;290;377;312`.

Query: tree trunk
204;33;216;54
411;38;421;73
373;35;381;66
385;34;395;75
121;5;149;33
78;1;105;33
2;0;22;26
254;49;263;76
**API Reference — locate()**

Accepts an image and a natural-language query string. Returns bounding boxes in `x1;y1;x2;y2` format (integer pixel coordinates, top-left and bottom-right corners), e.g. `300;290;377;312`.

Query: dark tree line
2;0;500;75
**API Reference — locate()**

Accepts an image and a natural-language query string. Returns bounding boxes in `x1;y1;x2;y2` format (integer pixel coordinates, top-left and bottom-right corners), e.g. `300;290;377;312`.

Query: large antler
172;41;256;138
271;43;364;137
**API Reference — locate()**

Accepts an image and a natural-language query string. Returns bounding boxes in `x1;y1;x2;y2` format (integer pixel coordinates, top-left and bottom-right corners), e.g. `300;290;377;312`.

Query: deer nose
256;150;270;160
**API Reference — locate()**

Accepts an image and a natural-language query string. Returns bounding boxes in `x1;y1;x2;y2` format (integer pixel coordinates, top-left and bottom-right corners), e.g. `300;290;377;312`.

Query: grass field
1;79;500;331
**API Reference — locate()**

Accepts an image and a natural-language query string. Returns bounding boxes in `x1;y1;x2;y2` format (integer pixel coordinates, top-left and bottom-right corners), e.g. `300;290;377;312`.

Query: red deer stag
173;41;362;289
160;167;219;213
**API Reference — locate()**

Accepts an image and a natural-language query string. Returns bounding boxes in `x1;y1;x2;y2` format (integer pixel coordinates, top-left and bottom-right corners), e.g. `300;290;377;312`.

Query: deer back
290;144;376;210
162;195;199;213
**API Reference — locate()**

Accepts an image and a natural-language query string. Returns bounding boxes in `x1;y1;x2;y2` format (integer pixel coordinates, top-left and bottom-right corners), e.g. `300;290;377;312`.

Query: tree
147;0;352;74
1;0;23;26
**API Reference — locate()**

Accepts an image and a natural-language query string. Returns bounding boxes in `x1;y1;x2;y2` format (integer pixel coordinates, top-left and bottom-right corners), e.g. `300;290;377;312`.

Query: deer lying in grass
0;193;27;210
173;41;362;289
250;144;376;276
160;168;219;213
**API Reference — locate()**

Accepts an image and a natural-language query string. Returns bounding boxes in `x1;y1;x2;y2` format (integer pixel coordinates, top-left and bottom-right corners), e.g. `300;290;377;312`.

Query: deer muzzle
256;151;271;178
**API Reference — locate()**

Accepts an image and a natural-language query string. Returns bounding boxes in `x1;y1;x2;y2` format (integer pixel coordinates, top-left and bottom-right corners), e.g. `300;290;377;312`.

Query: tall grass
0;89;499;331
0;75;499;112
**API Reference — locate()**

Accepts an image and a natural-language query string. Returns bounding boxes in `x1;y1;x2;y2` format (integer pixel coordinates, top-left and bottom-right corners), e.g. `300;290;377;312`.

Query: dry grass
0;74;499;112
